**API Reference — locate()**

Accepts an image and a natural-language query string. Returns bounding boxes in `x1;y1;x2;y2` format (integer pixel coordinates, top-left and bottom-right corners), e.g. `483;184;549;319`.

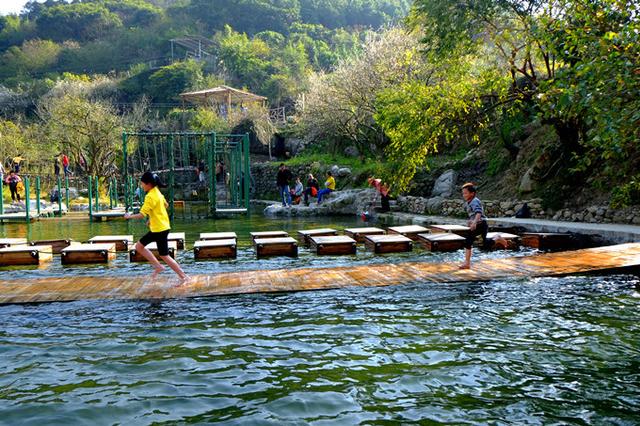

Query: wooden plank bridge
0;243;639;305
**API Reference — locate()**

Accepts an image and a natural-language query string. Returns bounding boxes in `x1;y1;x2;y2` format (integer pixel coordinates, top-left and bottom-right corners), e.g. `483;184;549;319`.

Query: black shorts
139;229;171;256
464;220;488;249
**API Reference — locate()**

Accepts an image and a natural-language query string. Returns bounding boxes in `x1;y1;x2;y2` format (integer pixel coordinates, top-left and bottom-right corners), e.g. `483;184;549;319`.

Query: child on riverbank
124;172;189;282
460;182;507;269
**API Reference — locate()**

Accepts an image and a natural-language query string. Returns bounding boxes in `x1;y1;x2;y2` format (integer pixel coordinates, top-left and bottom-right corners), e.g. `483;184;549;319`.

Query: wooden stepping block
250;231;289;244
88;235;133;252
29;239;74;254
254;237;298;259
0;245;53;266
129;241;177;262
521;233;574;250
298;228;338;247
344;227;386;243
388;225;430;241
429;224;471;237
168;232;186;250
200;232;238;241
194;239;237;260
365;235;413;254
418;233;466;252
0;238;28;249
310;236;357;256
486;232;520;250
61;243;116;265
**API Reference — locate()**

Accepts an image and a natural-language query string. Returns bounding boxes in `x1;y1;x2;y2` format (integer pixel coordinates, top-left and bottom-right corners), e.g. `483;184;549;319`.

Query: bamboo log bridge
0;243;639;305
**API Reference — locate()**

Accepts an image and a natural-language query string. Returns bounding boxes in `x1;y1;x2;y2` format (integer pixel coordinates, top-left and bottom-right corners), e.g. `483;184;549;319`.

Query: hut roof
179;85;267;105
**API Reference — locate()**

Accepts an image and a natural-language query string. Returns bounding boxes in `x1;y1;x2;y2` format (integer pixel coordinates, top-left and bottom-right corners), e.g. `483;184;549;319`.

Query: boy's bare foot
175;275;192;285
459;263;471;270
151;265;165;280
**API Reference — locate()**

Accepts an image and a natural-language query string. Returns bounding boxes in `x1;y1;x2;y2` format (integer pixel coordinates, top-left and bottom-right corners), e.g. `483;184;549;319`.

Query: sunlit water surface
1;213;639;424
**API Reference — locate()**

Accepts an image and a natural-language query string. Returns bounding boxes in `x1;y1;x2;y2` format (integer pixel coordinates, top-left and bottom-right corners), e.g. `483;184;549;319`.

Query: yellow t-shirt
139;186;171;232
325;176;336;190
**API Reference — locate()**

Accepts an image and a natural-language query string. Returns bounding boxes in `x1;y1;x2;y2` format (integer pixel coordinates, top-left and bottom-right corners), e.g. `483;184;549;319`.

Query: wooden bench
418;233;466;252
344;227;386;243
388;225;430;241
194;239;237;260
168;232;186;250
29;239;74;255
310;236;357;256
254;237;298;259
61;243;116;265
250;231;289;244
88;235;133;252
0;245;53;266
521;233;574;250
298;228;338;247
365;235;413;254
429;224;471;237
486;232;520;250
129;241;177;262
200;232;238;241
0;238;28;249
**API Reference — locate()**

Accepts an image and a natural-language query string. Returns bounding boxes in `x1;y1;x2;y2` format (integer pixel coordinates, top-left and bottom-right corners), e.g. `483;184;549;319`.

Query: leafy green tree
36;2;123;42
0;39;62;79
148;60;203;103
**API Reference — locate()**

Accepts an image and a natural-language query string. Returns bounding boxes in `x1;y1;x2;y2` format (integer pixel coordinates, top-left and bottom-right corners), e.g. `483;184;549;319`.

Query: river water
1;213;639;424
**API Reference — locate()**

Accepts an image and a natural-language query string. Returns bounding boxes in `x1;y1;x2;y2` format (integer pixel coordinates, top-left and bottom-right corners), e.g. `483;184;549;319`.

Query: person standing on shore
124;172;189;282
276;163;293;207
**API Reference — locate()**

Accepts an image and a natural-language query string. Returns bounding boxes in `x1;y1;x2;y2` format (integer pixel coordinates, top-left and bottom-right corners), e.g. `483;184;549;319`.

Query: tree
298;27;430;157
148;60;203;103
36;3;123;42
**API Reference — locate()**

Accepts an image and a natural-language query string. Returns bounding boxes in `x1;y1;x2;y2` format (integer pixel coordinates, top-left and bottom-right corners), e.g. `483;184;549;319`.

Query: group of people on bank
276;163;336;207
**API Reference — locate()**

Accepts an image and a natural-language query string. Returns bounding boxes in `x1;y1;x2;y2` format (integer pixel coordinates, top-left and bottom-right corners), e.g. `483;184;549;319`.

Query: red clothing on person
62;155;69;167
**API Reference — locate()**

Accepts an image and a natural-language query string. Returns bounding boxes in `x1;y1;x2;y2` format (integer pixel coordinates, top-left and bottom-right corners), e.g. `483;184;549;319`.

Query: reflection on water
1;213;640;424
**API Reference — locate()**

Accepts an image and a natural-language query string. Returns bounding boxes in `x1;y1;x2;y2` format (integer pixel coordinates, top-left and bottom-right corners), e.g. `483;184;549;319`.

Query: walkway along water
1;243;639;304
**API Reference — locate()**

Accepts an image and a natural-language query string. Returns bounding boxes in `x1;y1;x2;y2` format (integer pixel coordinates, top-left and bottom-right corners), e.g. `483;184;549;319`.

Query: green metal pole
57;176;62;216
244;133;250;210
24;176;30;223
108;179;113;209
168;135;175;222
94;176;99;212
208;133;215;216
65;175;70;213
212;133;217;216
123;132;129;211
35;176;41;216
0;177;4;215
114;177;119;207
88;176;93;221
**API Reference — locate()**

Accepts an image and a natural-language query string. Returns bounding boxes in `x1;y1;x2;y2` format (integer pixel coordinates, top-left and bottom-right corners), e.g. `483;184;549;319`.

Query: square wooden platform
168;232;186;250
344;227;386;243
29;239;74;254
254;237;298;258
298;228;339;247
129;241;177;262
61;243;116;265
200;232;238;241
486;232;520;250
429;224;471;237
418;233;466;252
0;245;53;266
388;225;430;241
365;235;413;254
194;239;237;260
521;233;574;250
88;235;133;252
250;231;289;244
310;236;357;256
0;238;28;249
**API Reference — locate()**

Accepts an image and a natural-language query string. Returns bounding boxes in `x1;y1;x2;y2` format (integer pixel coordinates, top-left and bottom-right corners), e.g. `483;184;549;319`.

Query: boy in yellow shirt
317;171;335;204
124;172;189;282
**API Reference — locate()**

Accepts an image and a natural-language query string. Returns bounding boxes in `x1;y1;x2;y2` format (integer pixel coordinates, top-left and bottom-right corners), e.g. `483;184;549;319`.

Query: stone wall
395;195;640;225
